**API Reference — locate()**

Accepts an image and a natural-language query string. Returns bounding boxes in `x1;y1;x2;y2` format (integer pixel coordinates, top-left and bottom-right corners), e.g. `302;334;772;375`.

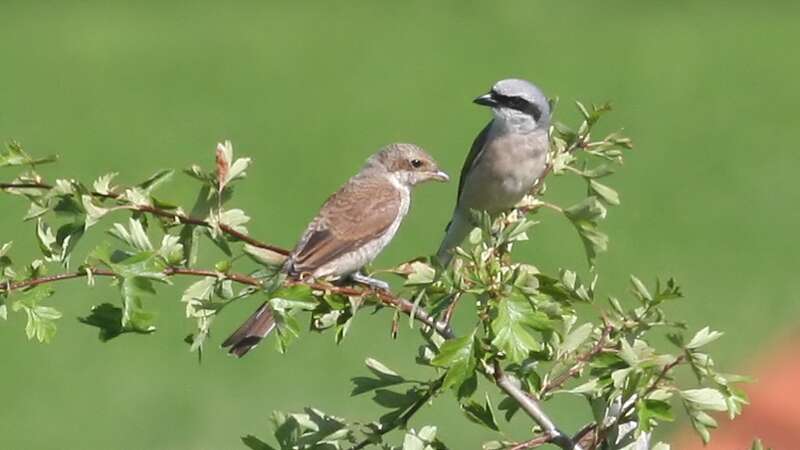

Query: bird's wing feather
290;177;401;274
456;120;493;205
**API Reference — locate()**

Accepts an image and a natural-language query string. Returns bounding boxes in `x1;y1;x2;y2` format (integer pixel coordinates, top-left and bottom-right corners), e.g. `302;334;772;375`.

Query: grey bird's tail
436;209;474;266
221;301;276;358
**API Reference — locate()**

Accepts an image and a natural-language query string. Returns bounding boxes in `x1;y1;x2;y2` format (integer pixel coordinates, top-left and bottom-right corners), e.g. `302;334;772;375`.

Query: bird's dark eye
410;159;423;168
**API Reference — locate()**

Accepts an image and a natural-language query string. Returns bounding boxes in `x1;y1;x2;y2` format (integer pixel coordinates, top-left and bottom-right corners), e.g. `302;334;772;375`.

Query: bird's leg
351;272;390;291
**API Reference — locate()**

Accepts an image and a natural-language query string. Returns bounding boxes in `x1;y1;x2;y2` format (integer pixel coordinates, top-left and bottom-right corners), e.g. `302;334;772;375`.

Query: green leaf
78;302;154;341
11;285;60;343
269;285;317;311
687;408;716;444
137;169;174;194
36;219;57;258
213;208;250;235
400;261;436;286
681;388;727;411
241;435;276;450
637;399;674;432
92;173;118;196
629;275;653;302
461;394;499;431
559;322;593;355
79;303;124;341
215;141;251;190
180;276;219;353
564;378;600;395
120;276;158;333
750;439;774;450
82;195;109;228
272;308;301;354
365;357;402;379
497;396;520;421
179;225;201;267
351;358;406;395
0;141;57;167
110;218;153;252
157;234;184;265
483;441;515;450
563;197;609;265
686;326;724;350
243;244;287;267
564;196;607;223
588;179;620;205
431;330;477;391
266;407;351;449
402;425;437;450
490;294;546;363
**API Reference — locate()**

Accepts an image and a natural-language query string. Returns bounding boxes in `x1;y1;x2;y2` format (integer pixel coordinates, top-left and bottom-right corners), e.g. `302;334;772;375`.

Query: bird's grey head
474;78;550;132
363;143;449;187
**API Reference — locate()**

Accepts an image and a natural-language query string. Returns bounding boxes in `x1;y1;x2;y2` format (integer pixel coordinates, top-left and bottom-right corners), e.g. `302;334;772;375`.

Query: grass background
1;0;798;448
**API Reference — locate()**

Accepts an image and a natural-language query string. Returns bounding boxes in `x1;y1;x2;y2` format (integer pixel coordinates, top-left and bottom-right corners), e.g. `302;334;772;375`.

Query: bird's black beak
473;93;498;107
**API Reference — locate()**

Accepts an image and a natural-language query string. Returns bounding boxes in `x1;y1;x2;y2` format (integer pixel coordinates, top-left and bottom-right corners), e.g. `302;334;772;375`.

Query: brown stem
616;354;685;421
491;361;581;450
442;292;462;327
0;266;261;293
1;181;288;255
540;322;614;396
509;434;553;450
584;354;686;448
0;182;52;190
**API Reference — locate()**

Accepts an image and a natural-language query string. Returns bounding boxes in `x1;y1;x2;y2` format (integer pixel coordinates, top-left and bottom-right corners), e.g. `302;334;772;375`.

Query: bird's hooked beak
431;170;450;182
473;92;498;108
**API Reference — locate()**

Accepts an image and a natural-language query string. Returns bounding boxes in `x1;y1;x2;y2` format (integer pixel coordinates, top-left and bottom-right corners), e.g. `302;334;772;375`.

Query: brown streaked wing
290;176;401;274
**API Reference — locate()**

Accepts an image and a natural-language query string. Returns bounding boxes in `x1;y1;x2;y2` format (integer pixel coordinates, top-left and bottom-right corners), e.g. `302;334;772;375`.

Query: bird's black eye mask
491;90;543;121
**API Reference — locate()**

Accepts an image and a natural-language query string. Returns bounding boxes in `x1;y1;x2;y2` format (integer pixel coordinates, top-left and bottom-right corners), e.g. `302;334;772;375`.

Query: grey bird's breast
459;129;549;213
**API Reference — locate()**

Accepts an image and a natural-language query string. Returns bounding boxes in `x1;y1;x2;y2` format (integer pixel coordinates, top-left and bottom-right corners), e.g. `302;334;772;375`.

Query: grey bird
436;79;551;264
222;143;449;357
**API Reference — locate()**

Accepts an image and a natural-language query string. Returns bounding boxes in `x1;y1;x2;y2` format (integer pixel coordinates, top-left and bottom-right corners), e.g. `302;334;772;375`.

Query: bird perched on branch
436;78;551;265
222;143;449;357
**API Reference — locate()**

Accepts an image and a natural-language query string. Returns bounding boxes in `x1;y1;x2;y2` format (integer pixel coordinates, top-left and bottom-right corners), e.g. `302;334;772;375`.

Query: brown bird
222;143;449;357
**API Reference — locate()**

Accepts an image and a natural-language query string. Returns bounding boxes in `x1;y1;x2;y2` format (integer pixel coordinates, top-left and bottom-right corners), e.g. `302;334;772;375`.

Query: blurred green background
1;0;798;448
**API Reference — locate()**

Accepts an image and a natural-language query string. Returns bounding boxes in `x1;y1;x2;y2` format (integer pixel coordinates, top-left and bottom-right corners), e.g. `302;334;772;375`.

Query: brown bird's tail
221;301;276;357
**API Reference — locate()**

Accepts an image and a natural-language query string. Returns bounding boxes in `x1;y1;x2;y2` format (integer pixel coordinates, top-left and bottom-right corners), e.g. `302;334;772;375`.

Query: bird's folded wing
456;120;493;205
290;177;401;274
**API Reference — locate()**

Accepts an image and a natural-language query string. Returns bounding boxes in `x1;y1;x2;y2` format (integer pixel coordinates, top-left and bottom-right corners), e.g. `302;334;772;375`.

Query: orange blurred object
673;332;800;449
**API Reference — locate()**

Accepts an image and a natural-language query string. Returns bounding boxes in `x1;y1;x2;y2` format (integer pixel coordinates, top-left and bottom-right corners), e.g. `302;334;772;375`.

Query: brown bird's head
365;143;449;187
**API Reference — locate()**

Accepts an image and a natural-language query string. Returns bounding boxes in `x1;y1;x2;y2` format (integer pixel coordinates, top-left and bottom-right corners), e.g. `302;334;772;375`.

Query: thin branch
441;291;462;331
572;423;599;450
491;361;582;450
509;433;553;450
540;322;614;396
615;354;685;423
0;266;262;293
283;280;455;339
0;182;52;190
527;132;587;198
577;354;686;450
0;180;289;255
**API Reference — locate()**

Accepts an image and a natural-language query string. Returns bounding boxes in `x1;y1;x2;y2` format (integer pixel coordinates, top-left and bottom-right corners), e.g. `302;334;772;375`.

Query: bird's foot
351;272;390;291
